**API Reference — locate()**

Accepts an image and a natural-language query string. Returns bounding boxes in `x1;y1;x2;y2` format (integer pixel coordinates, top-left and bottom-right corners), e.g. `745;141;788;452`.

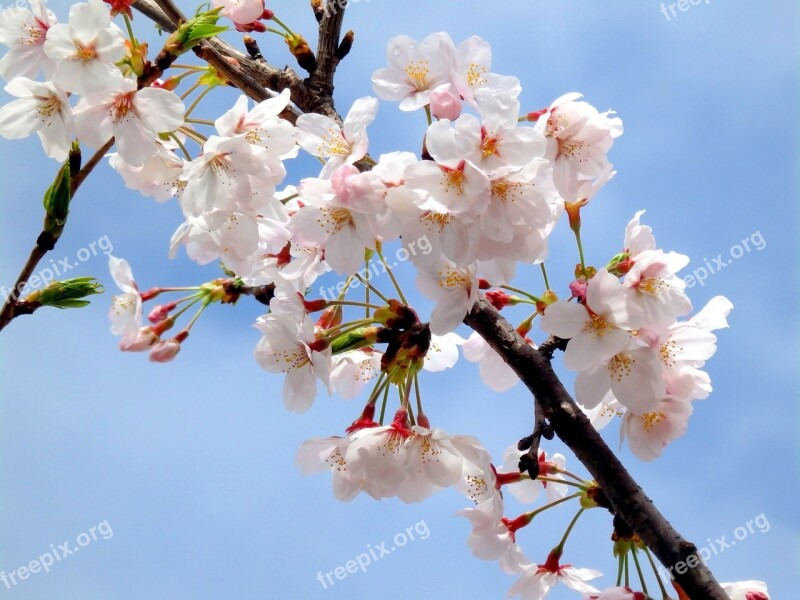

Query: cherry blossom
0;77;74;161
43;0;125;95
508;554;601;599
107;255;142;346
0;0;57;80
74;77;185;167
540;269;640;372
371;32;455;111
720;580;770;600
417;259;478;335
253;313;332;413
295;96;378;177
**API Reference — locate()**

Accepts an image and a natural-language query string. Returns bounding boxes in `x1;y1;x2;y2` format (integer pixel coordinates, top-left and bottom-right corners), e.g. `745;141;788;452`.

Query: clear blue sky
0;0;797;598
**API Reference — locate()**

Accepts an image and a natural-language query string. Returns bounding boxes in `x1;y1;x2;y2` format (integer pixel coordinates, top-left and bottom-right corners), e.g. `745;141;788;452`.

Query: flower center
74;42;98;62
404;60;430;90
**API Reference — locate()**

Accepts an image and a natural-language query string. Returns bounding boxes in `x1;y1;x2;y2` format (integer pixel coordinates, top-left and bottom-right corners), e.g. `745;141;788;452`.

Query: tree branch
464;298;727;600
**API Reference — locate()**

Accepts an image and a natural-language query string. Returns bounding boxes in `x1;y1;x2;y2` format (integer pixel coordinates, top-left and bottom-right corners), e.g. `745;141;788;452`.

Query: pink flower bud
569;279;588;301
429;86;463;120
120;328;158;352
149;339;181;363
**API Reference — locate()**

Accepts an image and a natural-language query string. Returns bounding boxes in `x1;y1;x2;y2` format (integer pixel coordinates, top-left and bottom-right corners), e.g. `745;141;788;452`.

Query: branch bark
464;298;727;600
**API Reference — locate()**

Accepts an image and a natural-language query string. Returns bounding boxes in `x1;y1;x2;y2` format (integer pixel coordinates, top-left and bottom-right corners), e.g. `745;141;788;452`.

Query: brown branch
464;297;727;600
0;140;115;332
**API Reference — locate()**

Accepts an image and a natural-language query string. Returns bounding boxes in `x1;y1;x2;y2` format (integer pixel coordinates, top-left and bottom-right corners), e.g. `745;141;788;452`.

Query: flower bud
430;86;463;120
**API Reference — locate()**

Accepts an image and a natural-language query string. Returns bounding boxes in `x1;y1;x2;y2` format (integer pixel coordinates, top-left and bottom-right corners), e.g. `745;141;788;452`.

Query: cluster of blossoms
0;4;770;598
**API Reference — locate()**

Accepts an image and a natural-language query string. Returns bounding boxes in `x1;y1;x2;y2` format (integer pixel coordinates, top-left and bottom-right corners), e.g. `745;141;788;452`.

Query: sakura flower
536;92;622;202
0;0;57;80
289;165;382;274
43;0;126;95
623;249;692;331
405;119;491;215
181;135;282;215
720;580;770;600
371;32;455;111
416;259;478;335
109;140;185;202
296;435;363;502
330;348;381;400
454;97;545;175
344;409;412;500
253;313;332;413
423;332;464;372
0;77;74;161
463;331;531;392
458;501;529;574
212;0;265;27
508;552;601;600
540;269;640;372
650;295;733;401
574;345;665;414
107;255;142;346
74;77;185;167
214;90;297;159
295;96;378;177
623;210;656;259
480;164;552;245
621;396;693;461
451;35;521;108
500;446;569;504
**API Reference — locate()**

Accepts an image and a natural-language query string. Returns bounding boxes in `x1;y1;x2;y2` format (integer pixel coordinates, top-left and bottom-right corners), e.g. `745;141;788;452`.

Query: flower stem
643;546;671;600
573;228;588;278
354;273;390;304
377;248;407;305
184;85;213;119
500;284;543;304
632;547;649;597
539;262;551;290
554;507;585;553
123;14;137;49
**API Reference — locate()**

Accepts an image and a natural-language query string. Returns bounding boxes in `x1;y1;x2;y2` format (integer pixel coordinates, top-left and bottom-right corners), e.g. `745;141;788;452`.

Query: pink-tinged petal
429;289;472;335
284;366;317;413
575;367;611;409
134;87;185;132
69;0;111;42
540;301;586;339
564;327;631;372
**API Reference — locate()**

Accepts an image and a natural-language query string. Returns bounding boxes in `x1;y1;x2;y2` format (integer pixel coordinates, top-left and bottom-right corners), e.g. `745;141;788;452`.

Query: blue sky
0;0;797;598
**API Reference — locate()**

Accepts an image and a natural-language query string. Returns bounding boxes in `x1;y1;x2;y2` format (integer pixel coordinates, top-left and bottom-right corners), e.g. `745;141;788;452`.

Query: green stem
501;284;543;304
414;373;423;420
616;552;625;587
123;14;137;49
573;228;588;278
354;273;390;304
179;80;201;101
632;547;649;596
377;248;407;304
644;546;671;600
523;492;581;521
184;118;216;126
537;476;585;489
539;262;551;290
554;507;585;553
327;300;384;311
168;133;191;160
270;15;295;36
184;85;213;119
424;104;432;125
